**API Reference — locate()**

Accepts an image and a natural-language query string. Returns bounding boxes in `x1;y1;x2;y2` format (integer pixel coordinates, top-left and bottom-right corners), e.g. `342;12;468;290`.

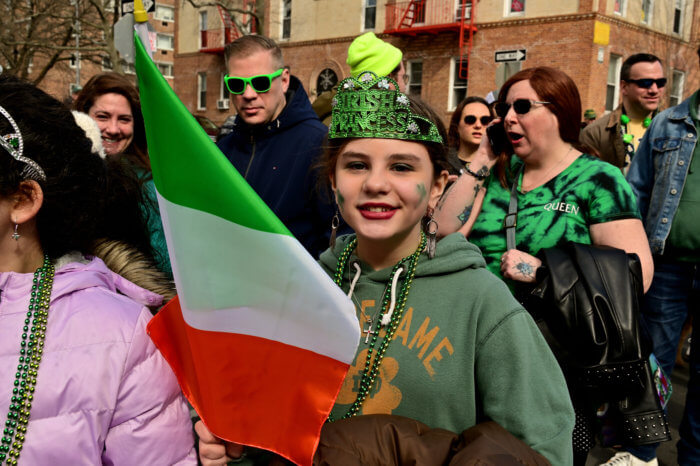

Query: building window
614;0;626;15
406;60;422;97
155;4;174;21
199;11;208;48
669;70;685;107
123;62;136;75
364;0;376;30
605;54;622;112
156;33;174;51
102;56;113;71
69;53;80;69
198;72;207;110
455;0;472;21
220;72;229;100
157;62;174;78
316;68;338;95
282;0;291;39
450;58;467;110
641;0;652;24
495;62;521;91
506;0;525;15
672;0;683;34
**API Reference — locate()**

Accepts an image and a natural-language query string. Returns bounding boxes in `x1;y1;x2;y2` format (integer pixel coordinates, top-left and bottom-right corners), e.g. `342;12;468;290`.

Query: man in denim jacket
623;44;700;466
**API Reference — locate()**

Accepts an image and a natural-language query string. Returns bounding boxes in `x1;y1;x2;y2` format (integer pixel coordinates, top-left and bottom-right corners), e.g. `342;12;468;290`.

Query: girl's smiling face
332;138;447;261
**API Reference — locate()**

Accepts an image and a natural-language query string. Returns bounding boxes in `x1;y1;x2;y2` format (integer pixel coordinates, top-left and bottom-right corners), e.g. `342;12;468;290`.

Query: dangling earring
425;209;438;260
329;211;340;249
11;224;20;241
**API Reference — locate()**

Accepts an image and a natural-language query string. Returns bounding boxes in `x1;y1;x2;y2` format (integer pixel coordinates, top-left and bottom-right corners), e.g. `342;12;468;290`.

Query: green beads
1;255;54;464
328;233;426;422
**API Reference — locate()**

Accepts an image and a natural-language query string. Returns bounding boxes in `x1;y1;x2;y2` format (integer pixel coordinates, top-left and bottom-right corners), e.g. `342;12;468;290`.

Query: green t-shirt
470;154;640;280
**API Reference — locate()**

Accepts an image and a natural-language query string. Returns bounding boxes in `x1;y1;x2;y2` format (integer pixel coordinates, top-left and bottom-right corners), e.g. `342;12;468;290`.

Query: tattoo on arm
514;262;535;279
457;205;473;225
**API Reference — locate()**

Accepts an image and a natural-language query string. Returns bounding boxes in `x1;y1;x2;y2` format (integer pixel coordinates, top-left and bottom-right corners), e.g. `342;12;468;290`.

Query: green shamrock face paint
336;190;345;211
417;183;427;202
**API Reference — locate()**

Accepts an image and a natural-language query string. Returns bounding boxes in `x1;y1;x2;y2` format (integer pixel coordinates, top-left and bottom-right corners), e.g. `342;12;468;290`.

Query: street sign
121;0;154;15
495;49;526;63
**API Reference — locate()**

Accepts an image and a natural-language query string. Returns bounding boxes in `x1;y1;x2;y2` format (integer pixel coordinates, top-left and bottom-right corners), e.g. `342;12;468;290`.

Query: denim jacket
627;91;698;255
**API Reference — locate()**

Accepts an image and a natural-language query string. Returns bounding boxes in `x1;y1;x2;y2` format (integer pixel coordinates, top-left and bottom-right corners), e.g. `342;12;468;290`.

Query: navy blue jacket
217;76;343;258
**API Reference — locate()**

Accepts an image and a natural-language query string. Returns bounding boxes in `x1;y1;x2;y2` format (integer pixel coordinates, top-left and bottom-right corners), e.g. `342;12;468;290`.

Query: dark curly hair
0;74;152;260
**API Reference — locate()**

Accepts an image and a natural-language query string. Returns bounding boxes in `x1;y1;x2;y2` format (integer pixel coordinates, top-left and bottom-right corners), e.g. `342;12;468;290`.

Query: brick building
175;0;699;127
22;0;177;102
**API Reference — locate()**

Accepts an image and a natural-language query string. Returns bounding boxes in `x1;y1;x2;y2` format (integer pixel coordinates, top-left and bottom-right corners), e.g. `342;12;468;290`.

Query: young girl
0;75;194;464
196;73;575;465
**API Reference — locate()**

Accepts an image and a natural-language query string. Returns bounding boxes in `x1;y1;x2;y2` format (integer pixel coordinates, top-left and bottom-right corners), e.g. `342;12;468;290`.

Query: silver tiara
0;105;46;181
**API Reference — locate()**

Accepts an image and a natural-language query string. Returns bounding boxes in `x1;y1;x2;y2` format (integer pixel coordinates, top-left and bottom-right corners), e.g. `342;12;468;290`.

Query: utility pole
71;0;81;94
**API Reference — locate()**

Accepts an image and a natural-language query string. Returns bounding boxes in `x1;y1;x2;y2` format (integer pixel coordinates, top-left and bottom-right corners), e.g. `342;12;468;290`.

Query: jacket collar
667;94;692;121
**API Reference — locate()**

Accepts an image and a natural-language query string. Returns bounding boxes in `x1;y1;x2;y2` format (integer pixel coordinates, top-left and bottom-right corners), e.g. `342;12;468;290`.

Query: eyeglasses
494;99;551;118
224;69;284;94
463;115;493;125
624;78;667;89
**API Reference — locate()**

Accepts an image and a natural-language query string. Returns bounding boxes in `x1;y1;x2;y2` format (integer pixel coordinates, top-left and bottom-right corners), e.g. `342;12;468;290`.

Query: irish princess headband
0;104;46;181
328;71;442;144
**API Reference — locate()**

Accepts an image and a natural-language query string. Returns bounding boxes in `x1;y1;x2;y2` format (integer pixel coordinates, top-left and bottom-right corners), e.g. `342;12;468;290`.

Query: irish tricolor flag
133;36;359;465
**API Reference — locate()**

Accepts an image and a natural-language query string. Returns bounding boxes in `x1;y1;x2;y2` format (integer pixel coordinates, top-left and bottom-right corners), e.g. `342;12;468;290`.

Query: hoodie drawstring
346;262;362;301
381;267;404;326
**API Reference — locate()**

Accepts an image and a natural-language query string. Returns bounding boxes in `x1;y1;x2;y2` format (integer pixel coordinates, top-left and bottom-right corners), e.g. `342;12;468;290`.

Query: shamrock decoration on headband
328;71;442;144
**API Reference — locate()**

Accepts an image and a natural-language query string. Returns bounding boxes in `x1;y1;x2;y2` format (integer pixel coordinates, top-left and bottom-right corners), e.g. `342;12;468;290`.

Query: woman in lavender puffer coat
0;75;195;464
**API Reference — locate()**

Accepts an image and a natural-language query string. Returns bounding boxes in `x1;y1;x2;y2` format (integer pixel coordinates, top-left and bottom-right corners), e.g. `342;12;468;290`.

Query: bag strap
504;164;524;250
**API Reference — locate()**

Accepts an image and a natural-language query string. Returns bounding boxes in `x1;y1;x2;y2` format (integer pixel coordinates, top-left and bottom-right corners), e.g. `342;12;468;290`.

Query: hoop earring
329;211;340;249
11;224;20;241
425;211;438;260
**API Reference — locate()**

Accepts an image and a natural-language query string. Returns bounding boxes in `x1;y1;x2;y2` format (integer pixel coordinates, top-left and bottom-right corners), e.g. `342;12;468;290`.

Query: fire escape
385;0;477;79
200;1;257;54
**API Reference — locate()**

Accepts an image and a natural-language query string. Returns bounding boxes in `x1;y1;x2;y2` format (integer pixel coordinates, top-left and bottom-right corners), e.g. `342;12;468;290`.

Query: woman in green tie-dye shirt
435;66;653;291
434;66;654;465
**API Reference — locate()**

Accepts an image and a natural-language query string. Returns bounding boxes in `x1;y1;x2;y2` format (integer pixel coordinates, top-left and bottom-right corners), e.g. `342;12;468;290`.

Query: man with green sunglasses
217;35;347;258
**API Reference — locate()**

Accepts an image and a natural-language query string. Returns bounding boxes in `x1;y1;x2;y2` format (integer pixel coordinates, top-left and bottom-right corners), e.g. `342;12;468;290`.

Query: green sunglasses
224;69;284;94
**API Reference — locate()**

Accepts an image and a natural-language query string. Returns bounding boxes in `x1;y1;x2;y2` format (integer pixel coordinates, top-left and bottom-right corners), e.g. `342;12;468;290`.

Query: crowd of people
0;29;698;466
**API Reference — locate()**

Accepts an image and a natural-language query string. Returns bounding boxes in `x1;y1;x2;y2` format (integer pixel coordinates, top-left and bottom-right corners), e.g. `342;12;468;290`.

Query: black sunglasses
463;115;493;125
494;99;551;118
624;78;667;89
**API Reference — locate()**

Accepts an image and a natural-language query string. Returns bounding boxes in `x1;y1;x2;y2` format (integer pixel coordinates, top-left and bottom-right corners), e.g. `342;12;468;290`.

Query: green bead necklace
0;255;54;465
328;232;426;421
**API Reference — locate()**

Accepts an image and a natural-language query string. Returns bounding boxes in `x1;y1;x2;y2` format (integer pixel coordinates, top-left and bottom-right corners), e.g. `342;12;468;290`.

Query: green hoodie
319;233;575;465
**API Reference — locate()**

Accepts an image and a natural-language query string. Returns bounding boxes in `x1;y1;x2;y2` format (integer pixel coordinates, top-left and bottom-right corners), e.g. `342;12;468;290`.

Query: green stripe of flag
133;34;291;237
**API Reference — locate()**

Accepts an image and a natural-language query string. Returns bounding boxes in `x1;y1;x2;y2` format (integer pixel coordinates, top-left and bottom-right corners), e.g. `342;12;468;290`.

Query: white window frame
156;33;174;51
605;54;622;112
220;72;229;101
406;59;422;97
199;11;208;48
198;72;207;111
102;56;113;71
363;0;377;30
281;0;292;40
448;58;468;111
455;0;472;21
669;70;685;107
613;0;627;16
641;0;653;24
123;62;136;75
672;0;683;34
155;4;174;22
157;62;174;78
505;0;525;17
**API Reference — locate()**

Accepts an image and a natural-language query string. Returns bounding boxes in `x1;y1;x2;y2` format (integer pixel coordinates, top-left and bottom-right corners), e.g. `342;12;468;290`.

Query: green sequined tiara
328;71;442;144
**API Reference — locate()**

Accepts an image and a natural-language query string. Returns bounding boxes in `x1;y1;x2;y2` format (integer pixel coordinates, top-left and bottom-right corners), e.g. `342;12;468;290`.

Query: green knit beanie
346;32;403;78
